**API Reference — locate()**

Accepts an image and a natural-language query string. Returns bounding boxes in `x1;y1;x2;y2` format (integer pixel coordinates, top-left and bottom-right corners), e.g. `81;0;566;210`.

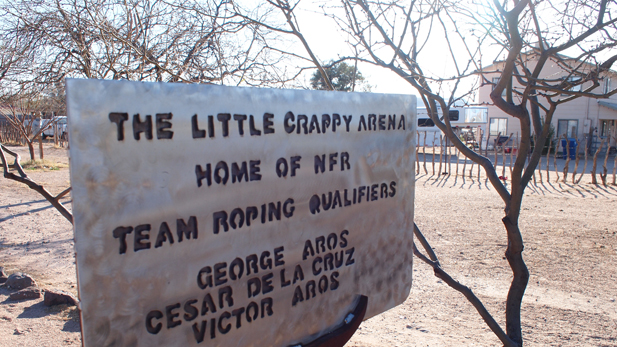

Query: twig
0;144;73;224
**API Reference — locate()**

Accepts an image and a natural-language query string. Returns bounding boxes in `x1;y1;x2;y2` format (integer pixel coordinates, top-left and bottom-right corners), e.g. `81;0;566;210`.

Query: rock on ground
43;289;78;307
5;272;36;290
8;287;42;301
0;267;7;284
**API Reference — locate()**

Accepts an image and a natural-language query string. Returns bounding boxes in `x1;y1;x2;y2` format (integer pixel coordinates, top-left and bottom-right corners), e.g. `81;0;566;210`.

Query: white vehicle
41;116;67;139
416;106;488;148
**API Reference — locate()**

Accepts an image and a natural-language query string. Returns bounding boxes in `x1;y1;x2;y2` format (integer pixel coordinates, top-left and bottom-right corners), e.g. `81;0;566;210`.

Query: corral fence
415;130;617;186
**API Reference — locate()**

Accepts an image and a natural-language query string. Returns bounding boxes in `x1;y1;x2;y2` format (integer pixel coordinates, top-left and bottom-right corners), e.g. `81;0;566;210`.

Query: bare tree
255;0;617;346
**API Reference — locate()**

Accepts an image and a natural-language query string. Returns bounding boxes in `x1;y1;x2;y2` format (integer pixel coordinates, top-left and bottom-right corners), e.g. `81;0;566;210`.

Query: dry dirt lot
1;144;616;346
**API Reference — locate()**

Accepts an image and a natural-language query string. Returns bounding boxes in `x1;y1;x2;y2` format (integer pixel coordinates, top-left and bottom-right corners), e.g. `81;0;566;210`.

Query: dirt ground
1;144;616;346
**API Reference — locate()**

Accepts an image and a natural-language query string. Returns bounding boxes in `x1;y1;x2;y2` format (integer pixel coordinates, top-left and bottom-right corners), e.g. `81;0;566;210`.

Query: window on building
418;118;435;127
604;78;612;94
489;118;507;136
600;120;615;137
492;77;506;96
448;110;459;121
557;119;578;138
563;77;582;95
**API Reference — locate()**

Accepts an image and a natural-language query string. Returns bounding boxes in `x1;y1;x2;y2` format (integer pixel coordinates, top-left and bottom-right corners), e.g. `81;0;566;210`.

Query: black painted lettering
109;112;128;141
280;269;291;287
302;240;315;260
229;257;244;281
245;207;258;226
146;310;163;334
214;262;228;286
249;160;261;181
378;114;386;130
229;208;244;229
156;113;173;139
134;224;151;252
340;230;349;248
274;246;285;267
260;251;272;270
332;190;341;209
358;115;367;131
290;156;301;176
309;195;320;214
231;307;245;328
262;273;274;294
208;115;215;138
332;113;341;132
340;152;350;171
318;275;328;294
398;115;406;130
217;113;231;137
329;152;338;171
201;293;217;315
322;192;332;210
231;162;248;183
246;254;258;275
275;158;288;177
249;115;261;136
197;266;212;289
195;164;212;187
315;236;326;253
297;115;308;134
327;233;337;250
345;247;356;265
155;222;174;248
312;257;322;276
165;303;182;329
381;183;389;198
218;311;232;334
192;114;206;138
334;251;344;268
321;114;331;133
284;111;295;133
305;280;316;300
214;161;229;184
192;320;207;343
263;113;274;134
330;272;340;290
343;189;351;206
218;286;233;308
184;299;199;321
324;253;334;271
233;114;247;135
246;302;258;323
113;226;133;254
133;114;152;140
292;286;304;306
268;202;281;222
389;181;397;197
177;216;198;242
261;297;274;318
283;198;295;218
368;114;377;130
308;115;321;133
371;183;378;201
388;114;396;130
342;115;352;132
213;211;229;234
314;154;325;174
293;264;304;284
247;277;261;298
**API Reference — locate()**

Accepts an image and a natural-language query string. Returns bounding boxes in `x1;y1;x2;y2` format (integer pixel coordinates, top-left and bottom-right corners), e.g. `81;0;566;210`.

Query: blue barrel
561;139;577;159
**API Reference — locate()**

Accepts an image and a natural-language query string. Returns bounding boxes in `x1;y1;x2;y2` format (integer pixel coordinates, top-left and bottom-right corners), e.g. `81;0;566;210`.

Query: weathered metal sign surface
66;79;416;347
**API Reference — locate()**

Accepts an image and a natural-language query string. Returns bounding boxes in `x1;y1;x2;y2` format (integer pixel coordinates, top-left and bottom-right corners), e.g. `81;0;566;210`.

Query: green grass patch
22;159;68;171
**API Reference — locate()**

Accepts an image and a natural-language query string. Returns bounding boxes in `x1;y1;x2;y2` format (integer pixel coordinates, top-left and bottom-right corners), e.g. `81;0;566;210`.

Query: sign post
66;79;416;347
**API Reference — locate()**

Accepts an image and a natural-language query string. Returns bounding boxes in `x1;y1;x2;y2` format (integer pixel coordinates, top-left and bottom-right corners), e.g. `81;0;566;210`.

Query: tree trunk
27;141;35;161
545;135;552;182
38;135;44;160
423;131;428;174
591;138;605;185
562;135;570;183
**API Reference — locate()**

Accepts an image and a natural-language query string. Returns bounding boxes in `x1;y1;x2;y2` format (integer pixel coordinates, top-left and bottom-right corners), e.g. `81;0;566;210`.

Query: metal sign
66;79;416;347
